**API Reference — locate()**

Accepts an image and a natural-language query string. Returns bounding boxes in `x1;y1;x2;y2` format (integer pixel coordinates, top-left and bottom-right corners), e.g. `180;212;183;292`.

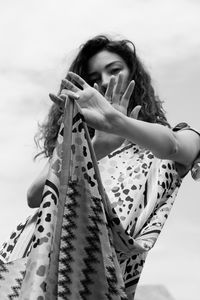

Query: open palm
49;72;141;158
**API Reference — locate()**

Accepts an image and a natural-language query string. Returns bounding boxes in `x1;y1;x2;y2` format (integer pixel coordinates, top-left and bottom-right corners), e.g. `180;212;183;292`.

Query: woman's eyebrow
105;61;123;69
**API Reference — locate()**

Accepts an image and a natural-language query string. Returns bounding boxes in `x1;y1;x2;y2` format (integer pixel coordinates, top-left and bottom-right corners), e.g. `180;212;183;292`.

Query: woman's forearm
27;182;45;208
92;134;124;160
92;140;113;161
27;161;49;208
108;112;178;160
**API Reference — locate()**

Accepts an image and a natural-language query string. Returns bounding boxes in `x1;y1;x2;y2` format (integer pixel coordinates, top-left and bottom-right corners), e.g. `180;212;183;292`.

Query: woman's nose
100;73;111;94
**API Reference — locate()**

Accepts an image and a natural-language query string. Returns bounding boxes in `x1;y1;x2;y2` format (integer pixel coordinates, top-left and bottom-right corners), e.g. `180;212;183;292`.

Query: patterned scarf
0;99;128;299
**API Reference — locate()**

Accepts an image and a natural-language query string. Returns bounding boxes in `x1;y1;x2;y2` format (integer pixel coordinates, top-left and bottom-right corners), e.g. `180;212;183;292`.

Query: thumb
130;105;142;119
93;83;100;92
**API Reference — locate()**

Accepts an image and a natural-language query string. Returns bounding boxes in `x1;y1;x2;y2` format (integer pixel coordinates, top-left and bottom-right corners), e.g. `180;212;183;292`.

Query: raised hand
102;72;135;115
49;72;141;158
49;72;140;134
61;72;118;131
50;73;114;132
92;75;140;158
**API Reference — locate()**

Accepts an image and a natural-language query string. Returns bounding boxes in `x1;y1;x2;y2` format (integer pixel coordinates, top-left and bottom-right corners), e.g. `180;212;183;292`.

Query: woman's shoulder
172;122;200;136
173;122;200;181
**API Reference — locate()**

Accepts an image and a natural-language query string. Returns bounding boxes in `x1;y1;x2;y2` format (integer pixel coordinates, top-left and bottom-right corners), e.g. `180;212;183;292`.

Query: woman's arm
108;113;200;167
92;106;141;161
61;72;200;168
27;161;50;208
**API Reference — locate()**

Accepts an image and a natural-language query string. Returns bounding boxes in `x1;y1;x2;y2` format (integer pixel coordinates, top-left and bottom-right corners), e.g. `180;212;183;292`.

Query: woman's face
87;50;130;94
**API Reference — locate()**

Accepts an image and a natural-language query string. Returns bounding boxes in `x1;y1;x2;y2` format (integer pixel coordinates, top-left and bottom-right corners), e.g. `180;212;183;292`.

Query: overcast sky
0;1;200;299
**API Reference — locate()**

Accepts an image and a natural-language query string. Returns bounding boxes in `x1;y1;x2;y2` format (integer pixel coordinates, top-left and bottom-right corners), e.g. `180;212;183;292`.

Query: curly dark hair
35;34;170;158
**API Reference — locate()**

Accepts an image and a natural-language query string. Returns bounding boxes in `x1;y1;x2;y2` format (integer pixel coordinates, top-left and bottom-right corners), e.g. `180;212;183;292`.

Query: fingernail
74;94;80;100
49;93;57;102
61;79;67;87
49;93;63;105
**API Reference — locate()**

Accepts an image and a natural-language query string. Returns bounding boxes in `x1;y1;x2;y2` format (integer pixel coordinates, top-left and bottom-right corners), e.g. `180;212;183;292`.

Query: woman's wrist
106;109;127;135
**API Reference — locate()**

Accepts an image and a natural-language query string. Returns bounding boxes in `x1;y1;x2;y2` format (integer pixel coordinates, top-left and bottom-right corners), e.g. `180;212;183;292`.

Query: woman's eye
110;68;121;75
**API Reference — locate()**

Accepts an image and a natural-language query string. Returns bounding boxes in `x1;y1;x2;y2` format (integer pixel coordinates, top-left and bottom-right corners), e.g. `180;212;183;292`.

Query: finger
93;83;100;92
49;93;65;111
123;80;135;101
112;73;124;104
120;80;135;109
63;89;80;100
60;88;69;100
130;105;142;119
68;71;87;88
62;79;79;92
105;76;116;102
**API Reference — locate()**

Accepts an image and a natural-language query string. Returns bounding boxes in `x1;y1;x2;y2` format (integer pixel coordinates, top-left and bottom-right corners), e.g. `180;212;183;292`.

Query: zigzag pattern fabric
0;99;127;299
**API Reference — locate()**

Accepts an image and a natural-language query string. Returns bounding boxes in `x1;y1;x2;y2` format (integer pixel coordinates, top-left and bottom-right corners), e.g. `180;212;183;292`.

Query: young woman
27;35;200;299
